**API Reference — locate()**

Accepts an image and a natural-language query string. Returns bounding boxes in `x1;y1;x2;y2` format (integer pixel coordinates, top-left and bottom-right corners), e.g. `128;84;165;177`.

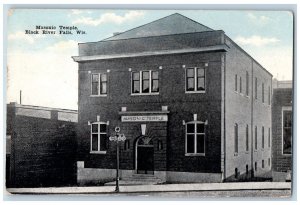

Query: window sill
234;152;238;156
90;151;107;154
185;91;206;94
185;153;205;157
131;93;159;96
90;95;107;97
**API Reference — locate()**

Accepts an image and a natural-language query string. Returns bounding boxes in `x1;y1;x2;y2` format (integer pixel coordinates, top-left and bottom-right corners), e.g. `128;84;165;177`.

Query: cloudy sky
6;9;293;110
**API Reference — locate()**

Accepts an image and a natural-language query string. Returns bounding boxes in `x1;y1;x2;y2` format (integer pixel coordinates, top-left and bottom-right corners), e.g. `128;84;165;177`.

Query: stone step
104;174;164;186
104;180;161;186
122;175;161;181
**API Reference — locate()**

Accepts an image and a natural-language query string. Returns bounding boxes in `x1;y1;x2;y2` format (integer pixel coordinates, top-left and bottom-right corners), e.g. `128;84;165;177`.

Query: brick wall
8;105;77;188
77;50;223;174
224;37;272;180
272;88;292;172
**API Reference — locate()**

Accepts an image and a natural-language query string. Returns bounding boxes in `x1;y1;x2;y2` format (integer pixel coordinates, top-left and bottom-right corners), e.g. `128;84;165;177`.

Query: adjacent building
7;102;78;188
72;13;272;184
272;80;293;181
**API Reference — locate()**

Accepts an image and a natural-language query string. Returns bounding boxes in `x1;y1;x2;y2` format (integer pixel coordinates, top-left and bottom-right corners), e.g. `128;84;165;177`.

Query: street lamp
109;126;126;192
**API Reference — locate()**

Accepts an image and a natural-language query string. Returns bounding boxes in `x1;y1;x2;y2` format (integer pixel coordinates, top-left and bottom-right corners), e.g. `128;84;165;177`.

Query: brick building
272;80;293;181
72;13;272;184
6;102;78;188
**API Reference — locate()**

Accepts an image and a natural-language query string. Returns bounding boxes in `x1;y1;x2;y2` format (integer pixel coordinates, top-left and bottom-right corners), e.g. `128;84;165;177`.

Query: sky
6;9;294;110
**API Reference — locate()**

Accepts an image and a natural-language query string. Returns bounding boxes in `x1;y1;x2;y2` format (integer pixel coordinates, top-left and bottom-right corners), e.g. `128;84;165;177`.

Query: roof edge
225;35;273;77
78;30;225;45
102;13;214;42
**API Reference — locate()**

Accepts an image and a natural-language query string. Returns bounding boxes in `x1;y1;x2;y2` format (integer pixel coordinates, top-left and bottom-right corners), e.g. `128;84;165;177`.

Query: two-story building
72;13;272;184
272;80;293;182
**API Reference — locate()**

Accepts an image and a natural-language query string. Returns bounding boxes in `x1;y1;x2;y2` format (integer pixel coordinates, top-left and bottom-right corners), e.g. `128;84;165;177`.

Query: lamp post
109;126;126;192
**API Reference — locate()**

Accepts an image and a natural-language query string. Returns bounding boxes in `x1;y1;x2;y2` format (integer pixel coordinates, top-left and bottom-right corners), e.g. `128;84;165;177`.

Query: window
152;71;159;92
262;126;264;149
239;76;242;93
282;109;292;155
132;70;159;94
132;72;140;93
268;86;271;105
186;122;205;155
268;158;271;166
246;165;249;175
255;162;257;171
234;123;238;154
91;73;107;96
124;139;130;151
262;83;265;103
255;77;258;99
157;140;163;151
255;126;257;150
186;67;205;92
91;122;107;153
235;168;238;178
235;74;238;92
246;71;249;96
262;160;265;168
268;127;271;148
246;124;249;151
142;71;150;93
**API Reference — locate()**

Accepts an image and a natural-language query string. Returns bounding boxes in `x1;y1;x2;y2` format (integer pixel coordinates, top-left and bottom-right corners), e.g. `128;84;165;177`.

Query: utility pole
19;90;22;104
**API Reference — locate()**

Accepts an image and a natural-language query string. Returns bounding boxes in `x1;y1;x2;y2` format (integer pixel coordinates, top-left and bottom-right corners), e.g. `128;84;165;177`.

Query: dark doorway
136;136;154;174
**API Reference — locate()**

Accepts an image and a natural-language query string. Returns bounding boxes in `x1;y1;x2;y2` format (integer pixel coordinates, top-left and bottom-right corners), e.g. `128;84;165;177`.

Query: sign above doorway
121;115;168;122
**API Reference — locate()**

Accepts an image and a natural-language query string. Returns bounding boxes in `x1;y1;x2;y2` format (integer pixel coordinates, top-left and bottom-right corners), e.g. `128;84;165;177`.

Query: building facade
272;81;293;181
7;102;78;188
72;13;272;184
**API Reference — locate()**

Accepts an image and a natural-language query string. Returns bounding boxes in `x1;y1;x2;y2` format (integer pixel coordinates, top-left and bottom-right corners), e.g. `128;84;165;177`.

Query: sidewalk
6;182;291;195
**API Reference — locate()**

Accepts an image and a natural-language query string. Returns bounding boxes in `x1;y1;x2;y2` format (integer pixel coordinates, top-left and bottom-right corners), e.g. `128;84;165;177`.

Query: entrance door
136;136;154;174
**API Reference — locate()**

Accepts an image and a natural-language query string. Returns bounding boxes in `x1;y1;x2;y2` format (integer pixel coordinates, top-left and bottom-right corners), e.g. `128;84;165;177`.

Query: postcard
5;8;293;198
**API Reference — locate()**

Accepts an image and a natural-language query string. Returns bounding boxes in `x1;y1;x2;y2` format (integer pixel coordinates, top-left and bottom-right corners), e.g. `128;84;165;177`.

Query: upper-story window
235;74;238;92
91;122;107;153
185;121;205;155
268;86;271;105
246;71;249;96
239;76;242;93
262;83;265;103
91;73;107;96
186;67;205;92
132;70;159;94
255;77;258;99
282;108;292;155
